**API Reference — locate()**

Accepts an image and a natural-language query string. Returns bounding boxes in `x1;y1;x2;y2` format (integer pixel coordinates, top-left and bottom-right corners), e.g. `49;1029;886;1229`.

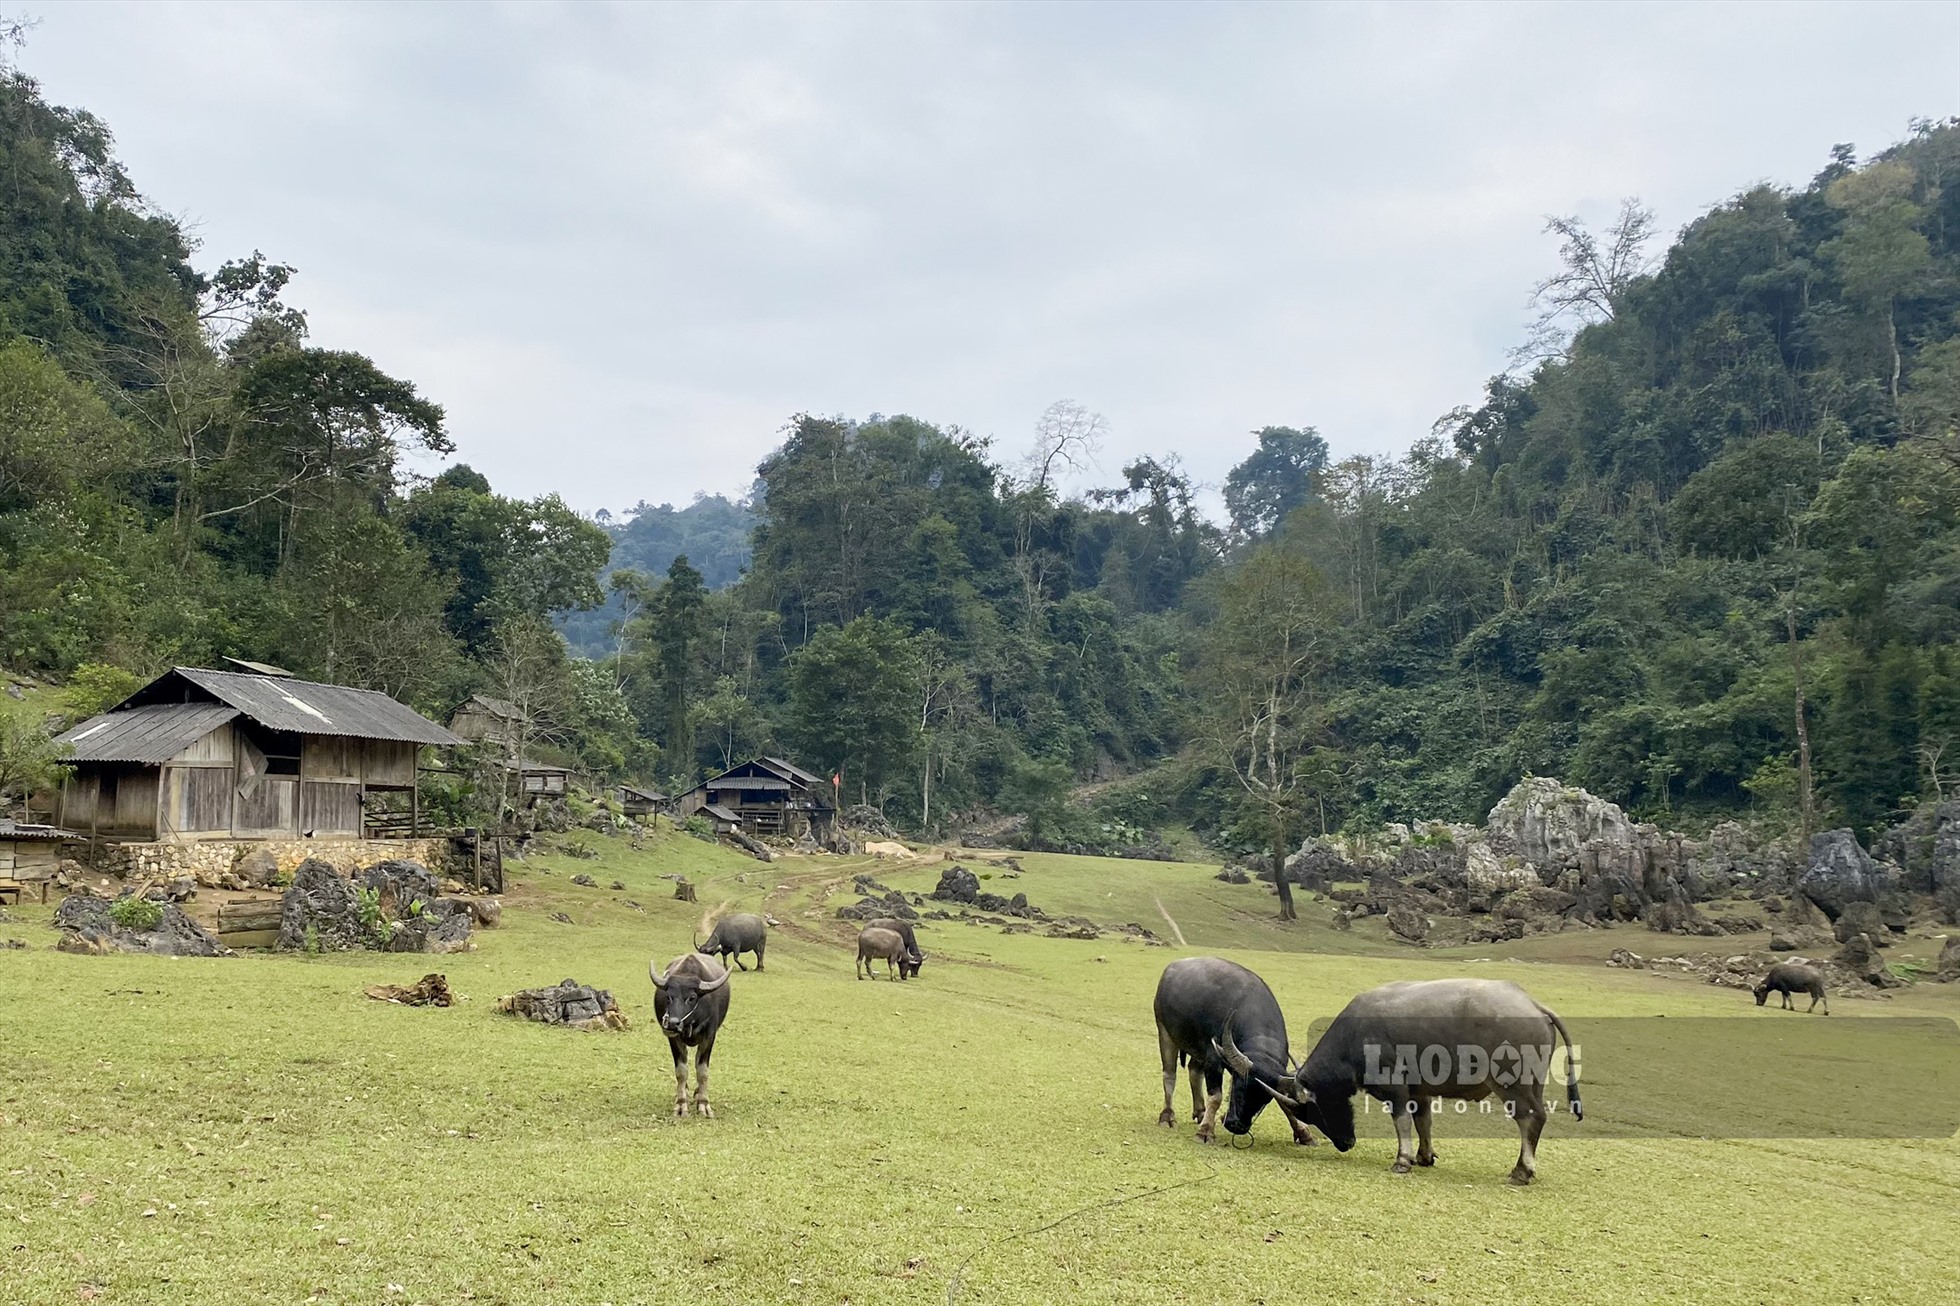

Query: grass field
4;829;1958;1304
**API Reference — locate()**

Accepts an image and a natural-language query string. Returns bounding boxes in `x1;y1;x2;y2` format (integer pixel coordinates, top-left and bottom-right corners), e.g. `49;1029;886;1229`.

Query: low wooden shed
0;819;66;903
619;784;669;818
54;667;463;843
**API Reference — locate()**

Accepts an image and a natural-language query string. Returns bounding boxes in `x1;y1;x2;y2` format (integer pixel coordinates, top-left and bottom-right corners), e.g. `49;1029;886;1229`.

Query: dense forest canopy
3;55;1958;853
556;493;753;657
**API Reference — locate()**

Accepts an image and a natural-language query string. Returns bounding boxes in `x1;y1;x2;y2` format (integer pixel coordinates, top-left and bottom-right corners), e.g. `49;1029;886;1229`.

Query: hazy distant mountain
558;494;754;655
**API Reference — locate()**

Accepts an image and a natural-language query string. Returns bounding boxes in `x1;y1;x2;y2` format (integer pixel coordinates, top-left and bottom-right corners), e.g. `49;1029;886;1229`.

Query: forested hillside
556;493;753;657
1231;125;1960;854
3;52;1958;856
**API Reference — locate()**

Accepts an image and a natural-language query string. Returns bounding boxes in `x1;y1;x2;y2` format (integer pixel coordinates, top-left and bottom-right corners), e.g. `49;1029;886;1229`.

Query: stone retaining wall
93;837;454;885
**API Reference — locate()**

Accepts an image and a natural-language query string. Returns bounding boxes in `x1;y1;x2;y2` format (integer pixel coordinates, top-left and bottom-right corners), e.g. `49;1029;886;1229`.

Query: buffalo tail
1540;1004;1582;1121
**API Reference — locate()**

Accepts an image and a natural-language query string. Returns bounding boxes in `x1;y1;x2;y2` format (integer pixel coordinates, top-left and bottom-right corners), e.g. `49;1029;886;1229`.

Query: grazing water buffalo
697;912;768;972
856;925;911;980
1152;957;1318;1146
865;917;924;978
650;952;731;1118
1239;978;1580;1184
1756;962;1830;1013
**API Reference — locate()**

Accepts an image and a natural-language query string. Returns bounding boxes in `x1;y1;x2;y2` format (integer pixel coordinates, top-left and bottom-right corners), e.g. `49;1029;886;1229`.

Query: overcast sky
20;1;1960;517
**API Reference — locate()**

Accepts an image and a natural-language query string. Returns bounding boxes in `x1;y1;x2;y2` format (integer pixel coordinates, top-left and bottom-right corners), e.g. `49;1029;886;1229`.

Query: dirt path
1153;895;1187;947
697;899;735;936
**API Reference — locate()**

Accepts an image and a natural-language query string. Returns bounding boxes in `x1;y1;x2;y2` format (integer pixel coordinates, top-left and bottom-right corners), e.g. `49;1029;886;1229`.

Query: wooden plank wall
236;777;298;833
163;766;234;833
0;841;59;879
60;730;422;842
300;781;360;836
360;740;416;788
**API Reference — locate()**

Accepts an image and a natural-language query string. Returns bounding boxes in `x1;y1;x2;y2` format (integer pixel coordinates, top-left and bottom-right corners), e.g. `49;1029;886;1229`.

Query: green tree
788;617;921;806
1823;161;1931;403
1194;548;1339;920
0;705;66;814
1223;426;1329;539
652;555;707;782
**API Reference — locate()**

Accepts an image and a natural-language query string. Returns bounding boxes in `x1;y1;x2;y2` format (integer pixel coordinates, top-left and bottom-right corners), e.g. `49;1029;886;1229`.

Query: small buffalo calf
1755;962;1829;1014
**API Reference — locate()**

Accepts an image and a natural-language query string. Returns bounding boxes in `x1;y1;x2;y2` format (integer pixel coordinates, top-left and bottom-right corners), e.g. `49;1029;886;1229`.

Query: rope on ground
944;1162;1218;1305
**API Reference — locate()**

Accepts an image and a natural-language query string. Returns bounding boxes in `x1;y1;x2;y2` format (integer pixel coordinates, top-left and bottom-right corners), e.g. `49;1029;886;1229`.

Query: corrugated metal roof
0;819;72;841
58;703;241;763
459;694;522;720
709;776;792;792
702;803;741;822
762;756;826;786
167;668;462;745
223;657;293;677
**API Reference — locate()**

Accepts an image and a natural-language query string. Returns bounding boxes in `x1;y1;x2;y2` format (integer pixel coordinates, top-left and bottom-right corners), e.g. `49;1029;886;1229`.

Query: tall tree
1823;161;1932;403
1223;426;1329;539
788;617;921;806
1195;548;1339;920
654;554;707;782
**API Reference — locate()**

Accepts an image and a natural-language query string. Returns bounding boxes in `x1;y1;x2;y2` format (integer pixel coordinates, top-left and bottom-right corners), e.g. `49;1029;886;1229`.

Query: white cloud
23;0;1960;513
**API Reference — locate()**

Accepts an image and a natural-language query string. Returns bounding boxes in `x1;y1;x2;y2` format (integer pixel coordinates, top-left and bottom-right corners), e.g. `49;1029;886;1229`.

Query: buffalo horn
649;958;669;989
697;964;731;993
1215;1021;1254;1078
1219;1022;1305;1105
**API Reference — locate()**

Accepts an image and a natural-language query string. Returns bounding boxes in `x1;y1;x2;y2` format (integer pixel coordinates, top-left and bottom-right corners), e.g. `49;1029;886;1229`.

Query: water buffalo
1755;962;1829;1013
1152;957;1318;1146
1241;978;1580;1184
857;925;911;980
697;912;767;972
865;916;924;978
650;952;731;1118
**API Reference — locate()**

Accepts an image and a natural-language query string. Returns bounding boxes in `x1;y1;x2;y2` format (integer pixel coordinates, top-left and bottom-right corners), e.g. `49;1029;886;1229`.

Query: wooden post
471;827;482;892
410;781;420;839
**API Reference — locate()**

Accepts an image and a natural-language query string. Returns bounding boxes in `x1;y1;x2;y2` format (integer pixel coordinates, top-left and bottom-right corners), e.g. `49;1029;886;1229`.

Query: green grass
4;828;1958;1304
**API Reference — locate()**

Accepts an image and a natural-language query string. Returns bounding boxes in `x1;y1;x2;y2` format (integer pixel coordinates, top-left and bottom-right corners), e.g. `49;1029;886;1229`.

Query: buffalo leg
1780;990;1793;1010
693;1038;715;1119
1508;1089;1546;1185
1275;1101;1319;1146
753;944;765;972
668;1039;690;1118
1390;1097;1417;1173
733;953;747;972
1157;1027;1179;1127
1196;1068;1224;1143
1413;1102;1436;1166
1187;1063;1205;1123
1811;989;1829;1014
855;952;867;980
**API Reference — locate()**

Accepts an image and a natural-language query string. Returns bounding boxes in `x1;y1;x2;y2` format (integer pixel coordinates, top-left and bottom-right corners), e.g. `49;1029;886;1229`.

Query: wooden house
54;667;462;843
619;784;669;818
677;757;835;838
447;694;523;744
446;695;577;804
0;819;67;904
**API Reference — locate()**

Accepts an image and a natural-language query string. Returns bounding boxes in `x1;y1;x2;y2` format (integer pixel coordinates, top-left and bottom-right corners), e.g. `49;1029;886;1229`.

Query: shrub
355;886;395;943
108;895;163;931
62;663;142;722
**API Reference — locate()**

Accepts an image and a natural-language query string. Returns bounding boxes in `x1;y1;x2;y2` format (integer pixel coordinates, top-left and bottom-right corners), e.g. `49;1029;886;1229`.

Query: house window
240;723;303;776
